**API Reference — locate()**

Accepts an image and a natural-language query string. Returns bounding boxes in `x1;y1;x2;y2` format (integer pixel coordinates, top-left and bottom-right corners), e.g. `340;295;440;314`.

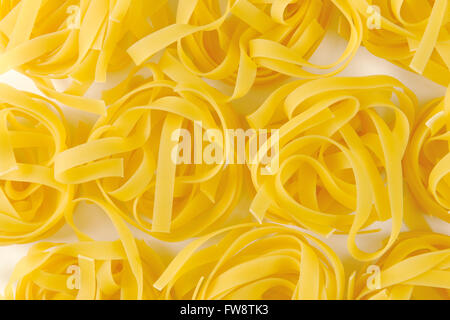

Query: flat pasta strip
0;0;171;114
54;62;243;241
128;0;363;100
247;75;417;261
154;223;345;300
404;86;450;222
347;0;450;86
348;232;450;300
0;83;73;245
4;238;165;300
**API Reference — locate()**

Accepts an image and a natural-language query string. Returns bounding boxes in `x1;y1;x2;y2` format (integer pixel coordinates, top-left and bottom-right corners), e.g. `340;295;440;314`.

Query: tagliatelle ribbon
347;0;450;86
4;237;165;300
128;0;363;100
0;83;74;245
53;62;243;241
0;0;171;114
404;86;450;222
154;223;345;300
247;75;418;261
348;232;450;300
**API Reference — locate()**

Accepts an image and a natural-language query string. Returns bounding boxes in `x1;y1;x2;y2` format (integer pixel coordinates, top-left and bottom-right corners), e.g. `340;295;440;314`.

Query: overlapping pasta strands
247;76;417;261
0;83;73;245
348;232;450;300
128;0;362;100
405;86;450;223
155;223;345;300
0;0;171;115
54;63;243;241
4;239;165;300
348;0;450;86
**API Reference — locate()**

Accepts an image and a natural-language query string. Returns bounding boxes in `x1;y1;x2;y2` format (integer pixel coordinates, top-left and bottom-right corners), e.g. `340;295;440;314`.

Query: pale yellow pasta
348;232;450;300
54;61;243;241
4;238;165;300
404;86;450;223
247;76;418;261
155;223;345;300
0;83;73;245
0;0;171;115
347;0;450;86
128;0;363;100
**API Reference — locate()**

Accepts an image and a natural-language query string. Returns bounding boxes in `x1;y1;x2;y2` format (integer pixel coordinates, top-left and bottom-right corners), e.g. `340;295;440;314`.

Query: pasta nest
404;87;450;223
4;239;165;300
348;0;450;86
54;63;243;242
0;84;73;245
154;223;345;300
128;0;363;100
348;232;450;300
247;76;417;261
0;0;171;115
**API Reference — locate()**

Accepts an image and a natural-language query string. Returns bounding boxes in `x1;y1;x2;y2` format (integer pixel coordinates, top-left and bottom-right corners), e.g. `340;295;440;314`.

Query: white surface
0;28;449;295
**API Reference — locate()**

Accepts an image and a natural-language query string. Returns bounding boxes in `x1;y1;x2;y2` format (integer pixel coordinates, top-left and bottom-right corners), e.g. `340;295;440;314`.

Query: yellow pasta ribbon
348;232;450;300
0;83;73;245
404;85;450;222
4;238;165;300
247;76;417;261
0;0;171;115
155;223;345;300
128;0;363;100
54;62;243;241
348;0;450;86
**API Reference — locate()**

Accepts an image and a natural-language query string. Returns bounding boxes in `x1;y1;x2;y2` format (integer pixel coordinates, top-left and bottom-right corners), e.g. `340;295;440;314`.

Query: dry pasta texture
348;0;450;86
405;86;450;223
0;0;171;114
4;239;165;300
54;61;243;241
128;0;363;100
0;83;73;245
348;232;450;300
247;75;417;261
154;223;345;300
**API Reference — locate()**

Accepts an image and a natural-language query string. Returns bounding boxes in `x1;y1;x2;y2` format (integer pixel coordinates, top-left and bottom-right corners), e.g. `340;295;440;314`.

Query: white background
0;10;449;295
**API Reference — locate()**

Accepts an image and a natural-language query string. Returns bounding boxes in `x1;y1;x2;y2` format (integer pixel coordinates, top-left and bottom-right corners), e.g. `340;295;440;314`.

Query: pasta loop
155;223;345;300
247;76;417;261
128;0;363;100
0;83;73;245
405;86;450;222
348;232;450;300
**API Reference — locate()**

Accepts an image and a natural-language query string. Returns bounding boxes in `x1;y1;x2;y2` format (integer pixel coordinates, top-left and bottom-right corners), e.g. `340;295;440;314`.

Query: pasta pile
348;232;450;300
54;61;243;241
247;75;417;261
128;0;363;100
348;0;450;86
0;0;448;301
405;87;450;223
0;0;171;114
0;84;73;245
4;239;165;300
155;223;345;300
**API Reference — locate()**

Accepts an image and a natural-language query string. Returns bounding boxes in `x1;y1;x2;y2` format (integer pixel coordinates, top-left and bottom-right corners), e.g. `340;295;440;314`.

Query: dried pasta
155;223;345;300
54;61;243;241
0;83;73;245
347;0;450;86
4;238;165;300
404;86;450;223
128;0;363;100
0;0;171;115
348;232;450;300
247;75;417;261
